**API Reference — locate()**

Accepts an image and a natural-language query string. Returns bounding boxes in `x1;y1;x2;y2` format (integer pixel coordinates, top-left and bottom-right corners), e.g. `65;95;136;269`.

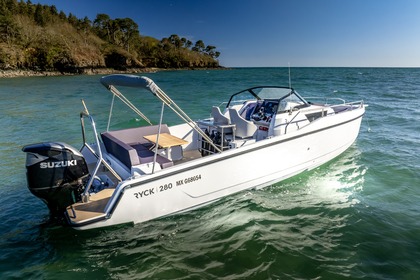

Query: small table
143;133;188;160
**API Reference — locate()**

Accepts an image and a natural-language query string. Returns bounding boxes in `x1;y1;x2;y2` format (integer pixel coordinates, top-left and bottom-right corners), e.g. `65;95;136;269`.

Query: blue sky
33;0;420;67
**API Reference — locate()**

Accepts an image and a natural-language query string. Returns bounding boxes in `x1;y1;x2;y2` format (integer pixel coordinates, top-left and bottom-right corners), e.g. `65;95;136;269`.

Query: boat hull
72;107;364;230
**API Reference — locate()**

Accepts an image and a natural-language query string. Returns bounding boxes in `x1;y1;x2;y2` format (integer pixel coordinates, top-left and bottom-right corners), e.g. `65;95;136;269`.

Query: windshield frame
225;86;308;108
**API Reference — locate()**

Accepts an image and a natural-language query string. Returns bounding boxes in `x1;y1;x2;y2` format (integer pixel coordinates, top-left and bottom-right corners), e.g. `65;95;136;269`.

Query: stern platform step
66;188;114;224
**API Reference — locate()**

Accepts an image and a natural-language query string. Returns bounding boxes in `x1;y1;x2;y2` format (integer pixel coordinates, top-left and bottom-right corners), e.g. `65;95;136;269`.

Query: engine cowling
22;142;89;215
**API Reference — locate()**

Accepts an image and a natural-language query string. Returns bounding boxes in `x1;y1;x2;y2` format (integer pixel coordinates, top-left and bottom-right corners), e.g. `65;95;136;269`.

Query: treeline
0;0;221;73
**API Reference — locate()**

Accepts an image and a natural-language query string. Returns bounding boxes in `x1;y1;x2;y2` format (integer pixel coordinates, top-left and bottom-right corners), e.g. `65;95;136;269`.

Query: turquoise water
1;68;419;279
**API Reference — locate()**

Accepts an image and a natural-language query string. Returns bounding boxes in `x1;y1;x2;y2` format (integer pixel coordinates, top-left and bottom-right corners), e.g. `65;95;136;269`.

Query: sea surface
0;68;419;279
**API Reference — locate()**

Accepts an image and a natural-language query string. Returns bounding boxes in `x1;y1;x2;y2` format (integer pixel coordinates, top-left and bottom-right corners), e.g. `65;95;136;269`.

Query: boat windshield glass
251;87;293;99
226;86;306;108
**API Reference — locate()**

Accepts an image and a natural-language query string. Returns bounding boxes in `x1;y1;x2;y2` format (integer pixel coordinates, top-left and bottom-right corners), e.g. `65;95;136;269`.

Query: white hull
77;108;364;230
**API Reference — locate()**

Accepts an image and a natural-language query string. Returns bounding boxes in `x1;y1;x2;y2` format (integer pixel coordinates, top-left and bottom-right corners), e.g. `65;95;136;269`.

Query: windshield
226;86;307;108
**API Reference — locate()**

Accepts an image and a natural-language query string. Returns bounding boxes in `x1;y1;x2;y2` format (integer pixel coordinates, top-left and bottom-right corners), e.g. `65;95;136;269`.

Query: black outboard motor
22;142;89;216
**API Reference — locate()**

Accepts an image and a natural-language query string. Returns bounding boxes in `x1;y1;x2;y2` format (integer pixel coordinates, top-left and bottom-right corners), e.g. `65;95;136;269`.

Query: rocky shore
0;67;162;78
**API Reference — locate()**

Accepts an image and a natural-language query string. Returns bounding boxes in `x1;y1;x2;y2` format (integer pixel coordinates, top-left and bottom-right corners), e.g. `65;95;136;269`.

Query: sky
33;0;420;67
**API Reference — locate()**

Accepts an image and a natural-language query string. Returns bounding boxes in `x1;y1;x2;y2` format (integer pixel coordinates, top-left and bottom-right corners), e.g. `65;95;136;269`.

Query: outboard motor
22;142;89;216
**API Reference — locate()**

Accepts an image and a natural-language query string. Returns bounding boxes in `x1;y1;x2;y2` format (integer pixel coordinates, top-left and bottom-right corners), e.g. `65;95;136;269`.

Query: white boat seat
239;101;257;120
212;106;230;125
229;108;257;138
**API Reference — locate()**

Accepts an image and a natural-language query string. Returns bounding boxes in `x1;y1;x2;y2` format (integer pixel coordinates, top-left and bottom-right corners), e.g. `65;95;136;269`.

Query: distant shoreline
0;67;161;78
0;67;226;78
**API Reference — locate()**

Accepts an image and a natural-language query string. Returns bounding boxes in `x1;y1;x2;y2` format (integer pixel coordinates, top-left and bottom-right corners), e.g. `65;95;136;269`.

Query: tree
26;0;34;16
169;34;181;48
93;13;111;41
0;0;7;16
0;14;20;45
17;0;29;15
42;5;53;23
115;17;139;51
160;37;173;51
34;3;46;26
192;40;205;52
1;0;18;15
58;10;67;21
67;13;78;26
49;5;58;16
181;37;192;49
205;45;220;58
78;16;91;33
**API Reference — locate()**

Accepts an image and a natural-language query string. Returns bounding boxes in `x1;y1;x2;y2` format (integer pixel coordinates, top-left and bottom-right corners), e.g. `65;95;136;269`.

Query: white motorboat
22;74;366;230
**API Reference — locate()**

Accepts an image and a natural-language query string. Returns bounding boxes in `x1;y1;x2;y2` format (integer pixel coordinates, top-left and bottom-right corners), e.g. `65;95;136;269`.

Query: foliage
0;0;221;72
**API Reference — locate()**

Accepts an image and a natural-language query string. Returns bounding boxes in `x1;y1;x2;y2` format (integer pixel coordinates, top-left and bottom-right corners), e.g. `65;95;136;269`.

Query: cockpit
250;99;279;123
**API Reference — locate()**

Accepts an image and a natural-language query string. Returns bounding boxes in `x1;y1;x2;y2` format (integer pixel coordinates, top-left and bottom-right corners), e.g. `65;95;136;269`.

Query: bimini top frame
100;74;222;153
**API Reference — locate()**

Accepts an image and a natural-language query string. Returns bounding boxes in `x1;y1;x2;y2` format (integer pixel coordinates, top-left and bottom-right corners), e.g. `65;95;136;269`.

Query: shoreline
0;67;167;78
0;66;228;78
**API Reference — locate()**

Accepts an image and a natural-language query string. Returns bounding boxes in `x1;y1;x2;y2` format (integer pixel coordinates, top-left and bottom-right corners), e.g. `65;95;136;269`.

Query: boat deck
66;188;114;224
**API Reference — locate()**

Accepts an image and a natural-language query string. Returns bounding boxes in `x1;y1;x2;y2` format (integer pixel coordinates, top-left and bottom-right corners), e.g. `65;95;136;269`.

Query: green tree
78;16;91;33
58;10;67;21
93;13;111;41
2;0;17;14
160;37;173;52
42;5;53;23
17;0;29;15
26;0;34;16
181;37;192;49
0;0;10;17
115;17;139;51
49;5;58;16
34;4;46;26
67;12;78;26
169;34;181;48
192;40;205;52
205;45;220;58
0;14;20;44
